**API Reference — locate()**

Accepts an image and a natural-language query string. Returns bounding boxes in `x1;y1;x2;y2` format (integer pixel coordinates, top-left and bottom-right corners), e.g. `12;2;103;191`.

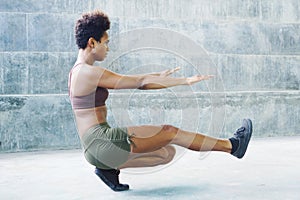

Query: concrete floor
1;137;300;200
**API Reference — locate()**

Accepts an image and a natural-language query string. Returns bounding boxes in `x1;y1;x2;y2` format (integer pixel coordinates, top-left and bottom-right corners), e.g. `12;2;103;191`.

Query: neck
77;49;94;65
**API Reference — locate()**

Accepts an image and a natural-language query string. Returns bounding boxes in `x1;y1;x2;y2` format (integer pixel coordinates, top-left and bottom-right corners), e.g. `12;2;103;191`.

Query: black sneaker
95;168;130;192
231;119;253;159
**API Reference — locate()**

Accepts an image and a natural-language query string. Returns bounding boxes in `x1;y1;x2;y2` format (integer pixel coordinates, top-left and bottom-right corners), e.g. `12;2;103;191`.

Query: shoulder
74;64;108;79
71;64;109;89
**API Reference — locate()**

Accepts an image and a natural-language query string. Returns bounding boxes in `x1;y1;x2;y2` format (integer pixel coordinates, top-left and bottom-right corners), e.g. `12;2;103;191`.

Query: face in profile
93;32;109;61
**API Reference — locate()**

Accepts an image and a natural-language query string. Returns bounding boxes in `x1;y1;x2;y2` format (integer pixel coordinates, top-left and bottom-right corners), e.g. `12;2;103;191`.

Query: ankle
229;138;239;154
217;139;232;153
225;139;233;153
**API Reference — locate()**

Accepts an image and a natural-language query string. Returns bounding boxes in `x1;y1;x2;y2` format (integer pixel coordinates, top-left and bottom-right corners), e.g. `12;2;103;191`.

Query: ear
87;37;96;48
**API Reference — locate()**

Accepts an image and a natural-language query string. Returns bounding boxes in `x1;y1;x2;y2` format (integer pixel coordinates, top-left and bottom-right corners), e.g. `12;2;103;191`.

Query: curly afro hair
75;10;110;49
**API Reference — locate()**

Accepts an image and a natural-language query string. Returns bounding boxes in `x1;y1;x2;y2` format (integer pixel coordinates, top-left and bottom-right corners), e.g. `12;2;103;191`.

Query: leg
119;145;176;169
127;125;232;154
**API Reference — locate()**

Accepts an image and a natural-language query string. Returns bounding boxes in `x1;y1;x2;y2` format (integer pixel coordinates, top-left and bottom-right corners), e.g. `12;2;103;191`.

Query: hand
158;67;181;77
185;75;214;85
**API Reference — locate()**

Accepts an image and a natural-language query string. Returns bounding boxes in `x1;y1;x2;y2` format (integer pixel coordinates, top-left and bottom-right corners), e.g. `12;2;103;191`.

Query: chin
97;57;105;62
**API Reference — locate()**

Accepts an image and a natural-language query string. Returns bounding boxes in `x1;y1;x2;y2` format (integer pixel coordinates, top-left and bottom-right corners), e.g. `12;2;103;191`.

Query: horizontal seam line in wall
0;51;300;57
0;51;76;53
112;15;300;24
0;11;80;15
1;91;299;97
1;11;300;24
208;52;300;57
0;94;68;97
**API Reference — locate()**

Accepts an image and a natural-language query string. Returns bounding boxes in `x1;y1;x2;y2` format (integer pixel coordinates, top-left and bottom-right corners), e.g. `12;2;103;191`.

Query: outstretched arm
132;67;181;77
127;67;213;89
95;66;213;90
139;74;214;90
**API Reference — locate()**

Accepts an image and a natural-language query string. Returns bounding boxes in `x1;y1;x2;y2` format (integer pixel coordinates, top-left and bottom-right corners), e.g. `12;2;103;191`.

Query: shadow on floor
126;184;209;198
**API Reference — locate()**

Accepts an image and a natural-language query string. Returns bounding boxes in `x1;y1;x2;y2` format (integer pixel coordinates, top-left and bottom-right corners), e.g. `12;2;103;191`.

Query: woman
68;10;252;192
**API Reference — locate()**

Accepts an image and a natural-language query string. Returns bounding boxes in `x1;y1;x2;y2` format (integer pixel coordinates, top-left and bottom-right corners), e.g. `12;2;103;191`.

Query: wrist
181;77;188;85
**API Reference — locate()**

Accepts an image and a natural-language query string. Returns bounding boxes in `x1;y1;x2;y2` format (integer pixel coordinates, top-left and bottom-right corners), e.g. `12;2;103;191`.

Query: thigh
127;125;164;138
119;145;176;169
127;145;170;160
126;125;178;153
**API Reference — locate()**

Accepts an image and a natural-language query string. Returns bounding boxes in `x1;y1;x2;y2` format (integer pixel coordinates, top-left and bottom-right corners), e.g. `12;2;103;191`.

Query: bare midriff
73;105;108;138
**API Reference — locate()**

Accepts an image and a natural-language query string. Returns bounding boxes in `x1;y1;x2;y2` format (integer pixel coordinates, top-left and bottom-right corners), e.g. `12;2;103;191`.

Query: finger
173;66;181;72
200;75;214;80
168;67;180;74
165;67;180;76
206;75;214;79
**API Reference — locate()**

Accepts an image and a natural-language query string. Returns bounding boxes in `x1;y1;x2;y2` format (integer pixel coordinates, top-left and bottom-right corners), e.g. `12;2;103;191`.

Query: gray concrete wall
0;0;299;152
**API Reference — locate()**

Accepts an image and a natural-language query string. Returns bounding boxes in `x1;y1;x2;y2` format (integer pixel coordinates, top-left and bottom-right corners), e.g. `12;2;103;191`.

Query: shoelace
234;127;246;137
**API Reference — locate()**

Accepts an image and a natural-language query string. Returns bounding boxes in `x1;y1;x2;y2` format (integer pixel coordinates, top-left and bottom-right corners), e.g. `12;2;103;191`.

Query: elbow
138;77;153;90
138;85;146;90
138;76;147;90
137;76;165;90
138;81;148;90
138;83;166;90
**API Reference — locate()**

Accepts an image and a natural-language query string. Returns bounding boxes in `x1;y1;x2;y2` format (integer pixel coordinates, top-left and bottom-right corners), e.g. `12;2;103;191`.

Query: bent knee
160;125;179;143
161;124;179;133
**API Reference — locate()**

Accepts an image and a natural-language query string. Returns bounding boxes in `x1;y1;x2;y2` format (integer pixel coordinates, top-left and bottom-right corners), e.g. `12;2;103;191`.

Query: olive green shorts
81;122;132;169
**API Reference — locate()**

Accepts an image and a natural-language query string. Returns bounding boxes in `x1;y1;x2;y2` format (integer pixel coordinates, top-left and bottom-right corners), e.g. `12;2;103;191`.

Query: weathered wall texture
0;0;299;152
